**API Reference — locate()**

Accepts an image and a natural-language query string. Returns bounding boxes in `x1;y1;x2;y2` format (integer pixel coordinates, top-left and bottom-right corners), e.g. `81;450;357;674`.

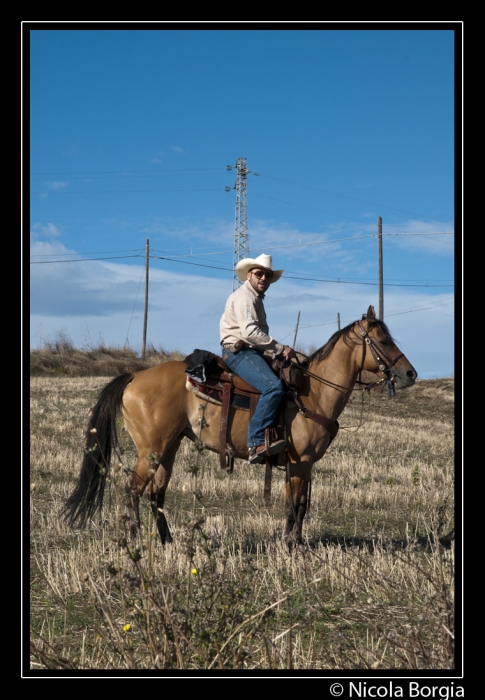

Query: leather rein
287;320;404;436
296;320;403;393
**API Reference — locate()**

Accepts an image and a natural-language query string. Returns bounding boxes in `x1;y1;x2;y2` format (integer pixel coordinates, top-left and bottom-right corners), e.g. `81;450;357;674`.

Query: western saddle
184;351;338;503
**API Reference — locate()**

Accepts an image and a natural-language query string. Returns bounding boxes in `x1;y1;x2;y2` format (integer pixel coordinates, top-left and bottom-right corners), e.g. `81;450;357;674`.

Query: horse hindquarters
121;362;193;543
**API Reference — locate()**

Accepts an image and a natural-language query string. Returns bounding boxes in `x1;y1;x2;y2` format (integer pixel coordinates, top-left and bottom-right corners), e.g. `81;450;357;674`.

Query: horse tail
63;372;134;528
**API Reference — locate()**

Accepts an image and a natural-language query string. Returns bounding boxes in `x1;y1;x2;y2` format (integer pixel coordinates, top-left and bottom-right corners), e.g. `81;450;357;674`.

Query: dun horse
64;306;417;546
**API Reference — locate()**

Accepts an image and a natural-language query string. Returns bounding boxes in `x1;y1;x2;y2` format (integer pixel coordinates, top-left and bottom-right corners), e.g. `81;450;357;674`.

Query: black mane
302;315;394;367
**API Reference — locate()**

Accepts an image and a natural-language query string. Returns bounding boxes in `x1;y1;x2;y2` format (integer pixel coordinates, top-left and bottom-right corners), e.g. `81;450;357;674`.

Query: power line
384;300;455;317
30;188;224;194
147;230;452;259
385;232;454;237
29;253;454;288
283;275;453;288
29;165;454;223
279;298;454;339
30;255;144;264
30;171;227;181
31;248;145;257
29;230;452;261
29;164;453;225
251;190;367;223
30;167;226;176
153;256;232;272
256;172;453;223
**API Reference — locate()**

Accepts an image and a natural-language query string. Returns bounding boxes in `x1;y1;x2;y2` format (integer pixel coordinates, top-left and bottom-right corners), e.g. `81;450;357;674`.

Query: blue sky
27;24;460;379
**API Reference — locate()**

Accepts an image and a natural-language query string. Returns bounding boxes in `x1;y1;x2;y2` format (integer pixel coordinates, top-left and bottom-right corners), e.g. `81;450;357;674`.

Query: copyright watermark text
328;683;464;699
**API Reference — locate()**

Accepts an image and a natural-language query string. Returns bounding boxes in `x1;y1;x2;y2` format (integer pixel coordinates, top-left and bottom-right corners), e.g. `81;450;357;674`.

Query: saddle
184;349;301;462
183;349;337;503
184;349;304;400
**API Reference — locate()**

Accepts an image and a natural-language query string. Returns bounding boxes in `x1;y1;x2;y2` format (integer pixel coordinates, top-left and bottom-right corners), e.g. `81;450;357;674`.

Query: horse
64;305;417;547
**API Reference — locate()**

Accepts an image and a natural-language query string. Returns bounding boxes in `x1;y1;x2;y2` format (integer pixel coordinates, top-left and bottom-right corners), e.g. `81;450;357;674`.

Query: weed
411;465;420;486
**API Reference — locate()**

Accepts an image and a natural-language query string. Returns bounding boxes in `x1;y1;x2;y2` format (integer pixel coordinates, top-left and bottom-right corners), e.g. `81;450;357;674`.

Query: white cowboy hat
235;254;284;283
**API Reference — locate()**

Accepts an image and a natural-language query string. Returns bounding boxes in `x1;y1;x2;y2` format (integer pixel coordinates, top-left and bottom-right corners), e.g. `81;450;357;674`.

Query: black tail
63;373;134;527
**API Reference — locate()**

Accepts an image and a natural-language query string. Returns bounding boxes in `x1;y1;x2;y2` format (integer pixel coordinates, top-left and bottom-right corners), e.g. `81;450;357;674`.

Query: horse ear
366;305;376;320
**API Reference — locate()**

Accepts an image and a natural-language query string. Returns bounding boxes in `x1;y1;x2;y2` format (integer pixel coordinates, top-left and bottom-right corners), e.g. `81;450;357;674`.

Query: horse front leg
284;466;311;548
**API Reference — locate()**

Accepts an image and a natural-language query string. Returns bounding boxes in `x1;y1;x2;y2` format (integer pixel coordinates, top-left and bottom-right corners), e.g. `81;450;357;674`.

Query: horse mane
302;314;395;368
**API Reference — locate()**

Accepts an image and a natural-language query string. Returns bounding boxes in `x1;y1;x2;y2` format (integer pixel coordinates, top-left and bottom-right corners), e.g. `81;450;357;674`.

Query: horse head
357;305;417;389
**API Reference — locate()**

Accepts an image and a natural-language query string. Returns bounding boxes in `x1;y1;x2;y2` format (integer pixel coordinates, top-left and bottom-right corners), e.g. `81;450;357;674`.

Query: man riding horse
219;254;297;465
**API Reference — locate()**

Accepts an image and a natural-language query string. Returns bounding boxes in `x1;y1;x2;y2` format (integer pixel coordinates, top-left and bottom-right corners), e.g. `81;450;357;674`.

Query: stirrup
249;439;286;465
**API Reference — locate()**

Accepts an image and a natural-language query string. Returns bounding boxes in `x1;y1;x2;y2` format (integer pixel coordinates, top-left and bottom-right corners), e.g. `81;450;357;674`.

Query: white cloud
28;212;455;379
150;151;165;163
139;218;234;250
385;220;454;256
31;222;63;239
29;252;454;378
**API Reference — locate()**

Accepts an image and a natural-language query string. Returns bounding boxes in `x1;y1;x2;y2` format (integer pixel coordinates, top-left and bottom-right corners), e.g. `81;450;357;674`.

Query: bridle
355;320;404;379
295;319;404;392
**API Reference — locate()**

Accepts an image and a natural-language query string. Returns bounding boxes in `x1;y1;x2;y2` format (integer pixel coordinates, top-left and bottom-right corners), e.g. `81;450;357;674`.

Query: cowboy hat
235;254;284;283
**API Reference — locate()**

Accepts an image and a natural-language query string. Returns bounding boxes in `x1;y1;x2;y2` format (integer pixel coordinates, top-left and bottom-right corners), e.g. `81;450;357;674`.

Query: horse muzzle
392;366;418;389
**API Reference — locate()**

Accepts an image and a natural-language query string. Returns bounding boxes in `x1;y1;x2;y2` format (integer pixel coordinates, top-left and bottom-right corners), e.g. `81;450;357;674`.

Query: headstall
356;320;404;376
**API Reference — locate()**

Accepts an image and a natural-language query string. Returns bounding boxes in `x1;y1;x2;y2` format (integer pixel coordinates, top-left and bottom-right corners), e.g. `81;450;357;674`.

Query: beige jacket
219;280;284;355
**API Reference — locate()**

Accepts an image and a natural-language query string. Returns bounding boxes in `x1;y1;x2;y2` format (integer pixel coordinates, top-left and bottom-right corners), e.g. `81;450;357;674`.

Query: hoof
285;534;303;551
157;512;173;545
160;526;173;545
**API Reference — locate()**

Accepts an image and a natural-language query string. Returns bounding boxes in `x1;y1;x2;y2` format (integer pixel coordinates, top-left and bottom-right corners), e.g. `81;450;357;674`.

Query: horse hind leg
125;460;147;541
125;461;173;544
124;434;181;544
148;436;184;545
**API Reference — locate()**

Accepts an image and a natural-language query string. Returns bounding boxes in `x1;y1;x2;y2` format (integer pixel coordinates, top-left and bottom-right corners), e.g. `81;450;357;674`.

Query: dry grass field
29;355;455;672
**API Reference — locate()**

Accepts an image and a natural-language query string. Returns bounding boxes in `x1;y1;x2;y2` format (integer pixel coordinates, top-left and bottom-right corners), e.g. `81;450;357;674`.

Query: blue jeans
222;347;284;447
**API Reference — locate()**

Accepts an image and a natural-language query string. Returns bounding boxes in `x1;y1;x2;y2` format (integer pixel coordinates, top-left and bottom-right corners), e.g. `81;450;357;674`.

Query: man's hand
282;345;297;361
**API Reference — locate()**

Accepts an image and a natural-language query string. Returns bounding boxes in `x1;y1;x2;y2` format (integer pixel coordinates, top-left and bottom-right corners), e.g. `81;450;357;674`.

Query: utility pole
293;310;301;348
142;238;149;358
337;312;341;330
225;158;258;291
377;217;383;320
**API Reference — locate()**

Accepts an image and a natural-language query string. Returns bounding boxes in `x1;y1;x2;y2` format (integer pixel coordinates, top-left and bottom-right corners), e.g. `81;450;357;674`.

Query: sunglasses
251;269;273;280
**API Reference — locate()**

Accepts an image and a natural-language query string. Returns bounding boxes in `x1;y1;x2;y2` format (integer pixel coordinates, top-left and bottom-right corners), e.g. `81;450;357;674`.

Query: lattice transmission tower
226;157;258;291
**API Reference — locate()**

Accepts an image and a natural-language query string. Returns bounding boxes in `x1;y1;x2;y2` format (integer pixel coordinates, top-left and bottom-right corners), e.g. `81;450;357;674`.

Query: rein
294;320;400;393
299;364;385;393
282;319;398;436
273;317;398;528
